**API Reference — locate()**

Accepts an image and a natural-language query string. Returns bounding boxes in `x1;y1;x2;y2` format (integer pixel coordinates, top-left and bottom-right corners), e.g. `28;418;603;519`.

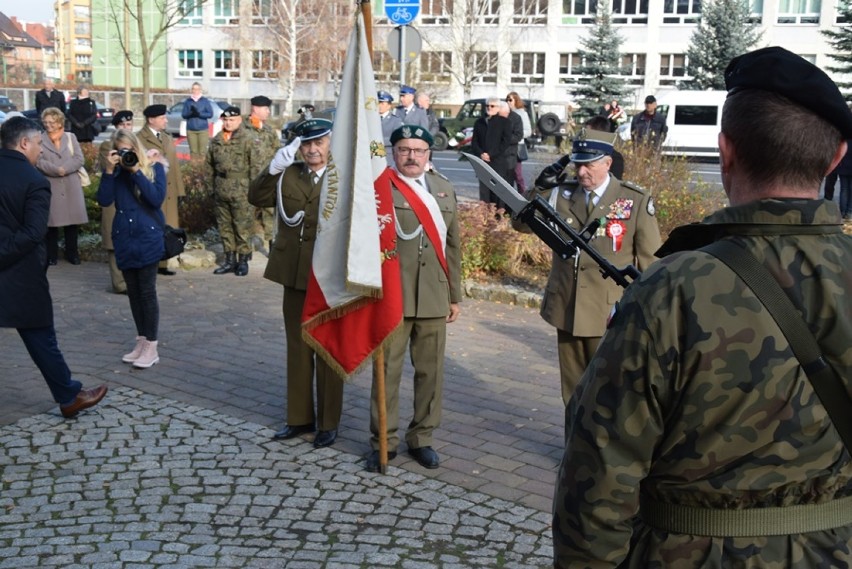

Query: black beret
221;106;241;118
112;110;133;126
143;104;167;118
250;95;272;107
725;46;852;138
390;124;433;147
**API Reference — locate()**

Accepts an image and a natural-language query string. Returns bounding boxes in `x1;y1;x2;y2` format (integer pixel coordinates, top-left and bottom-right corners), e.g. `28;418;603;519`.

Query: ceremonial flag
301;8;402;380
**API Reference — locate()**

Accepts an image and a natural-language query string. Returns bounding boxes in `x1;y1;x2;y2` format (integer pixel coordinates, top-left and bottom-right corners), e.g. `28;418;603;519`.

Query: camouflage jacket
244;119;280;182
206;126;252;196
553;199;852;568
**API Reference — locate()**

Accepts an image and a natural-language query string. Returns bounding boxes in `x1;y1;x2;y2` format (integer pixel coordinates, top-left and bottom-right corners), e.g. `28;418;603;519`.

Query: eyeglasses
505;98;513;102
486;104;498;108
395;147;428;157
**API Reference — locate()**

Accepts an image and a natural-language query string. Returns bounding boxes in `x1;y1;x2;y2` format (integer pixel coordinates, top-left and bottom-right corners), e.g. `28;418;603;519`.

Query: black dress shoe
365;450;397;473
48;259;58;266
408;446;440;469
313;429;338;448
158;268;176;276
271;423;314;440
65;256;81;265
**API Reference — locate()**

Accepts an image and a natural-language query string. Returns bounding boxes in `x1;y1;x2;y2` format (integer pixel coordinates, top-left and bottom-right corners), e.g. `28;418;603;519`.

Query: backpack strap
702;239;852;454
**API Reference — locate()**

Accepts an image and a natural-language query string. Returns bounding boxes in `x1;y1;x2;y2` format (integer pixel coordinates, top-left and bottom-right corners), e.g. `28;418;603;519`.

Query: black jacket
35;89;66;115
0;149;53;329
68;98;99;143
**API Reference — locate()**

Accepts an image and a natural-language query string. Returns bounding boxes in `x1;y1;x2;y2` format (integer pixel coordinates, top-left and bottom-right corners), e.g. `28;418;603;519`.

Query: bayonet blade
462;153;530;214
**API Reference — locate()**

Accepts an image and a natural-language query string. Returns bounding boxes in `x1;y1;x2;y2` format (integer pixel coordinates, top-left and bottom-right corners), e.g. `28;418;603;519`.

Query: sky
5;0;56;24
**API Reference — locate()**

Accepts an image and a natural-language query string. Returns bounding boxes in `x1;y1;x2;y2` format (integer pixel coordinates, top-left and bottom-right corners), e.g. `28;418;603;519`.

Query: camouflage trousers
256;207;275;242
214;191;255;255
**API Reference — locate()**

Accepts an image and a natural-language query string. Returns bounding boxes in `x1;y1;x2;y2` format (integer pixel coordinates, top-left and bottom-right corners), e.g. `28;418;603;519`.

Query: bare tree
103;0;211;105
419;0;523;99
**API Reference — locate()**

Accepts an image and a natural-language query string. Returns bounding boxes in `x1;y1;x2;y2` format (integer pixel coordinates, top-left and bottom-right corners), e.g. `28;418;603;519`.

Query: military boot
214;252;237;275
234;254;250;277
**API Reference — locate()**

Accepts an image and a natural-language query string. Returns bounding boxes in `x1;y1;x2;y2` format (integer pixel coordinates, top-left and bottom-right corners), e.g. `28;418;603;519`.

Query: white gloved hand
269;136;302;175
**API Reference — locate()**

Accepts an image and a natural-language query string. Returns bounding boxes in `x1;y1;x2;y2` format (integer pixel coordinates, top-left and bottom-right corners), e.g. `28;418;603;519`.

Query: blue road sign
385;0;420;25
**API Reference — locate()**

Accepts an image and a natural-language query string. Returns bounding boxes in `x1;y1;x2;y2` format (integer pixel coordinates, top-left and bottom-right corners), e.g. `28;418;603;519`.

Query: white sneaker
122;336;146;363
133;340;159;369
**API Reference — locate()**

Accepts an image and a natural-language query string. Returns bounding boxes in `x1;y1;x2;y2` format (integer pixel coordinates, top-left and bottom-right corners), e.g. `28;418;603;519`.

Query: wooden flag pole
360;0;389;475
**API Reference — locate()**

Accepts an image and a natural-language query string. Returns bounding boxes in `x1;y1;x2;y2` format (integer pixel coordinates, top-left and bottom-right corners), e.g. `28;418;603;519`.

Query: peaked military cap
112;110;133;126
399;85;416;95
142;104;167;118
725;46;852;138
390;124;433;147
292;109;333;141
220;106;241;118
377;90;394;103
250;95;272;107
570;128;616;164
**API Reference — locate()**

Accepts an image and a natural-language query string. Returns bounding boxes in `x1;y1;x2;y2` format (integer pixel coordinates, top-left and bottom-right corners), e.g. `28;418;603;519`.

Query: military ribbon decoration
300;8;403;380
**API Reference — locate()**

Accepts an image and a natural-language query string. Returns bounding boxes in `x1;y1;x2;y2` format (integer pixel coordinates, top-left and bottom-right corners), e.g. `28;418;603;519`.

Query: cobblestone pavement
1;260;564;568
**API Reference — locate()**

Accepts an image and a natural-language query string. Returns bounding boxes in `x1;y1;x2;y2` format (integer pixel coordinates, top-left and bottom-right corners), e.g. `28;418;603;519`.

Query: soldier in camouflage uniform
553;47;852;568
518;128;661;406
207;106;256;276
245;95;280;255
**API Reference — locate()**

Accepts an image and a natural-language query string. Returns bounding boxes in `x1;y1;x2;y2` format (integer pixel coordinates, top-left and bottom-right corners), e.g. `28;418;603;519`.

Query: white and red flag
301;8;402;379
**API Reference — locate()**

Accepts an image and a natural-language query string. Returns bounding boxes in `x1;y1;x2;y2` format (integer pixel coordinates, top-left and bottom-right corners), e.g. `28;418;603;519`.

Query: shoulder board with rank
426;168;450;182
621;180;648;195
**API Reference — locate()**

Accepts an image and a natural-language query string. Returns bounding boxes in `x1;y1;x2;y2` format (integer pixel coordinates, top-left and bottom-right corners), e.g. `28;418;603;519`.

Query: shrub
179;159;217;233
619;141;727;239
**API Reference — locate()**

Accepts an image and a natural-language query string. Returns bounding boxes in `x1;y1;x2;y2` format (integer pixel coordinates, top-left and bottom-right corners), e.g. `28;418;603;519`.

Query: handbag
517;140;529;162
78;166;91;187
162;225;187;260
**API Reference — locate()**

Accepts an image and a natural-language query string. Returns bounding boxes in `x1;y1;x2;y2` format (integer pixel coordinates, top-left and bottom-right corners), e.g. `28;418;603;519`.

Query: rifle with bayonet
462;152;640;288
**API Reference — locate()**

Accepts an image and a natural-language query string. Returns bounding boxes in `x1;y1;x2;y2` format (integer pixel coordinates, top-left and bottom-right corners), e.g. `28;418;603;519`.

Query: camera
117;148;139;168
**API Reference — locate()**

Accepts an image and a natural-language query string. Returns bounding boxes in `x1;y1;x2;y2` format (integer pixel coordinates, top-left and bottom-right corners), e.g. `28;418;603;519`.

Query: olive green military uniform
97;141;125;292
522;175;661;404
138;126;186;271
369;170;462;452
247;163;342;431
206;126;255;256
244;119;280;244
553;199;852;568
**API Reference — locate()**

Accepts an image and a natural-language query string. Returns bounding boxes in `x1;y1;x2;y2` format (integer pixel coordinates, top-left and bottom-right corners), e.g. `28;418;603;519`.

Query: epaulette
426;168;450;182
621;180;648;195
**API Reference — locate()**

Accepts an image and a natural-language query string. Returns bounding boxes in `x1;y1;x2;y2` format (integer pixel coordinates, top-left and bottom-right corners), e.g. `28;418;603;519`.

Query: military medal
606;220;625;252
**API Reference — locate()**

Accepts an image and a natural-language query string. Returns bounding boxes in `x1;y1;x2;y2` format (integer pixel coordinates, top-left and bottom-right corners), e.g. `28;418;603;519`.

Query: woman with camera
37;107;88;266
97;130;166;369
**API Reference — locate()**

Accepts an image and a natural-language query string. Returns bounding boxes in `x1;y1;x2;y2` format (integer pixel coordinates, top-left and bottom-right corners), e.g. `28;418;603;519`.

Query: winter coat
67;97;99;143
181;97;214;132
97;163;167;270
36;131;88;228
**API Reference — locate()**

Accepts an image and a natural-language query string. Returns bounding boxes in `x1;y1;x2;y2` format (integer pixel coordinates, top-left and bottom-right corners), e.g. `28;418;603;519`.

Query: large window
214;50;239;78
296;51;319;81
420;51;452;83
513;0;548;25
421;0;452;24
473;0;500;25
778;0;820;24
178;49;203;78
663;0;701;24
558;52;583;83
214;0;239;25
252;0;273;24
472;51;498;84
562;0;597;24
178;0;203;25
748;0;763;23
612;0;649;24
252;50;278;79
511;52;546;84
674;105;718;126
74;22;90;35
659;53;689;85
374;51;396;83
619;53;646;84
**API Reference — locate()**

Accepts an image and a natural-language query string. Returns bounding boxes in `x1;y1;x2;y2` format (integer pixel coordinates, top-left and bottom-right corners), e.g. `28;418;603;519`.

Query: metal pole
123;6;131;111
399;25;406;88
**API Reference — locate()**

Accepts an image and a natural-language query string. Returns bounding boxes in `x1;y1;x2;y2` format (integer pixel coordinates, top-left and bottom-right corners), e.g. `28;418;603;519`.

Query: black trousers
46;225;79;262
123;262;160;340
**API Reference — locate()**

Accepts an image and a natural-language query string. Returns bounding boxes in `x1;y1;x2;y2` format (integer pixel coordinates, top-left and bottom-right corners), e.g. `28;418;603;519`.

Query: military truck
433;98;570;150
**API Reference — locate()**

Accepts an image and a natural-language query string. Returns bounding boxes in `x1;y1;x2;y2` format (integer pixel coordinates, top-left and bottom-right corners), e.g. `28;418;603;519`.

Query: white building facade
165;0;848;111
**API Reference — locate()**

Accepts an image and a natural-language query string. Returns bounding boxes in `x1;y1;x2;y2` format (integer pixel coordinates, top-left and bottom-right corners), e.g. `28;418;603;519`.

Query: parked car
21;108;42;127
0;96;17;113
0;110;6;125
165;99;230;136
96;103;114;132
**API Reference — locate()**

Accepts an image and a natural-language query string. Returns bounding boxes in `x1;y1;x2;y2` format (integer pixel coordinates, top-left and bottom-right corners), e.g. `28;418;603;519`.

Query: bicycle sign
384;0;420;25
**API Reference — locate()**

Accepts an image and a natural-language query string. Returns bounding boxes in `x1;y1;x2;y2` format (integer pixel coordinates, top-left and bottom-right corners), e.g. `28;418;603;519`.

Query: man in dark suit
470;96;514;206
0;117;107;418
366;125;462;472
35;78;66;115
138;104;185;276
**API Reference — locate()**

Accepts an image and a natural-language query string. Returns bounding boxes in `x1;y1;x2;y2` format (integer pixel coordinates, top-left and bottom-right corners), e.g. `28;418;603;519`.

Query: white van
655;90;727;158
